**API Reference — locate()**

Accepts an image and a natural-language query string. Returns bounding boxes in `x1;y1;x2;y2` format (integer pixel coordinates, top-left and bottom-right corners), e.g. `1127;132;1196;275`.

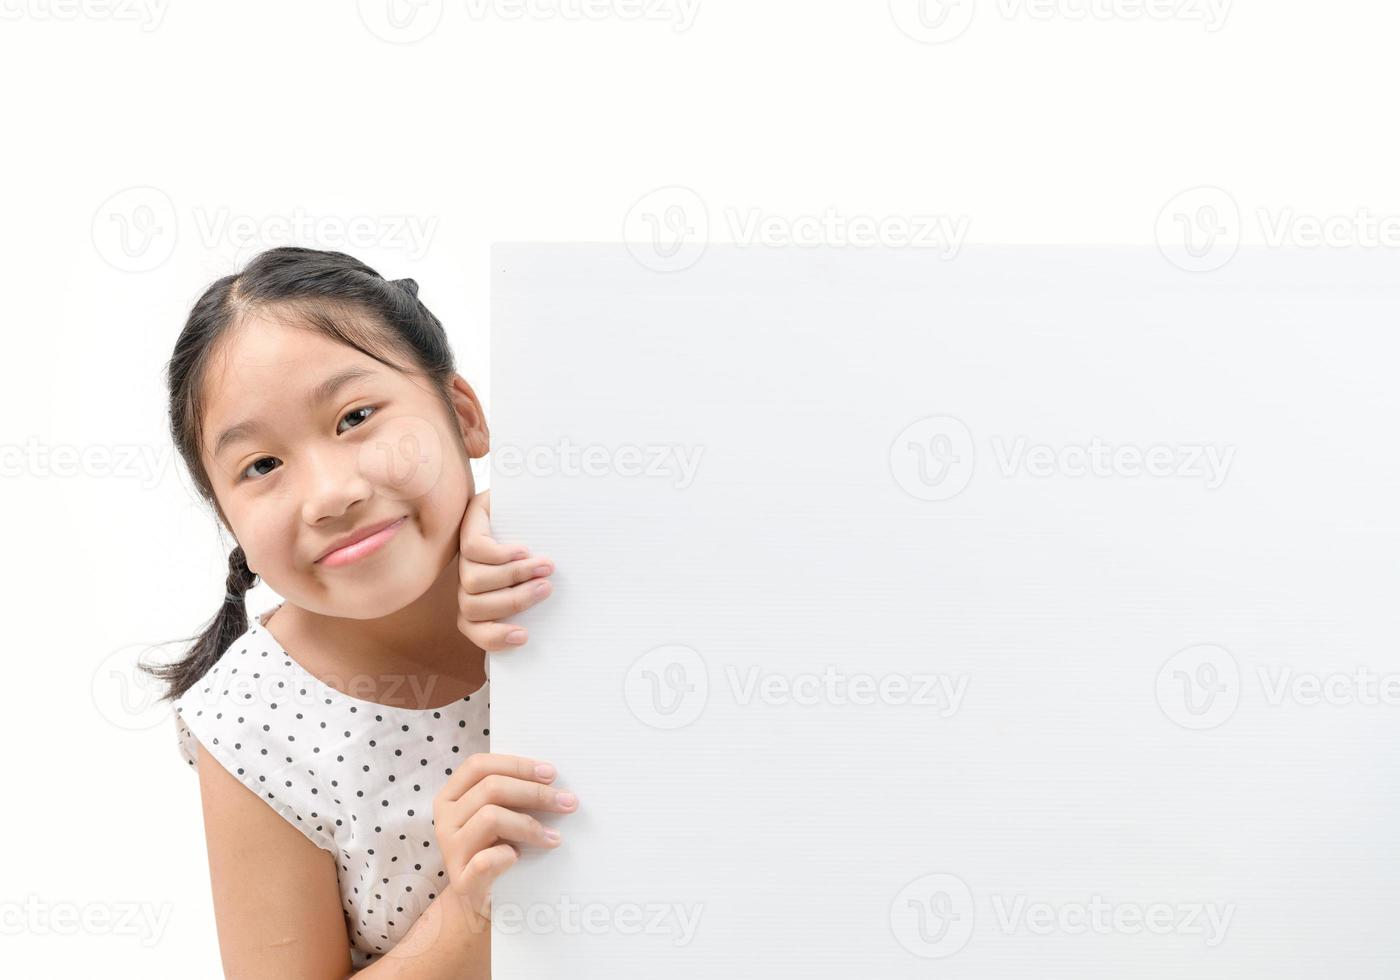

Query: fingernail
555;792;577;809
534;581;550;595
543;828;561;842
534;763;556;780
511;551;529;560
532;563;553;577
507;630;527;644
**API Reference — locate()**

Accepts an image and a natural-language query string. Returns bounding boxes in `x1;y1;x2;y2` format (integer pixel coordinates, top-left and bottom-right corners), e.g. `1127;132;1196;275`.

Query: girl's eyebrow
211;366;378;458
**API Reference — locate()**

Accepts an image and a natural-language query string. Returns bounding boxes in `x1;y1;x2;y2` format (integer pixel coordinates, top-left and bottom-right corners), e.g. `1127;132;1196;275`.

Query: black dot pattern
172;603;491;970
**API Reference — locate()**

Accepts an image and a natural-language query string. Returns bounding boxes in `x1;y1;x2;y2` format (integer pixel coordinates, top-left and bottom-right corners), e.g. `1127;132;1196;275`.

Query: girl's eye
241;456;280;482
337;405;377;434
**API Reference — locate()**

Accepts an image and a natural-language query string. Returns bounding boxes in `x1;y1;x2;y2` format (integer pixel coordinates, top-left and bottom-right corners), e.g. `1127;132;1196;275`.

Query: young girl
142;246;577;977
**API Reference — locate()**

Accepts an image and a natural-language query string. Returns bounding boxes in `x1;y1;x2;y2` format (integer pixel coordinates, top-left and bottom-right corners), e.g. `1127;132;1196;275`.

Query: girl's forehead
200;317;402;451
214;315;349;372
205;317;381;400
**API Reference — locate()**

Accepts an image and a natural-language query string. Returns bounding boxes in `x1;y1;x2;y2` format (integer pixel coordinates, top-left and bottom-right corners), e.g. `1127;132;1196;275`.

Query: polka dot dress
173;602;490;971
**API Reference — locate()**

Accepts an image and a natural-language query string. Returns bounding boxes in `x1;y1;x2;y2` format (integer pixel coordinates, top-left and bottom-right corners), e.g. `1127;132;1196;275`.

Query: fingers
459;618;534;653
454;489;558;652
435;752;556;810
455;841;519;920
433;746;573;925
459;489;525;564
459;574;554;626
459;551;554;596
454;773;579;829
452;803;563;860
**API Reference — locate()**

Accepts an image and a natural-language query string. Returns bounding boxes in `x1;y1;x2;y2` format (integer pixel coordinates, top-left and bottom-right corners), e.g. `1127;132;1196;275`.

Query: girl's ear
448;373;490;460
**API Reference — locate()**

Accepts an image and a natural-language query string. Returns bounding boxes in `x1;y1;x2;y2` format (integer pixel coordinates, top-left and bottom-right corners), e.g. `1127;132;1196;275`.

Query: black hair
138;246;460;704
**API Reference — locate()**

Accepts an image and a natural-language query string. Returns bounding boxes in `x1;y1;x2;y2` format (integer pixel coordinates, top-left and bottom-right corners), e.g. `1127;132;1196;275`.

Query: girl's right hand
433;752;577;924
457;489;556;651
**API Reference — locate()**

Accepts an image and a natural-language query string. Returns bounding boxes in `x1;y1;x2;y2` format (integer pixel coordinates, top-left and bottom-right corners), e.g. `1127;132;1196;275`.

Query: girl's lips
317;516;407;567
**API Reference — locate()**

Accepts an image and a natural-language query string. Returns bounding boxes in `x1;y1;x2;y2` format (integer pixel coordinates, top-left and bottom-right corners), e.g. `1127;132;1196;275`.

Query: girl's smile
315;514;409;567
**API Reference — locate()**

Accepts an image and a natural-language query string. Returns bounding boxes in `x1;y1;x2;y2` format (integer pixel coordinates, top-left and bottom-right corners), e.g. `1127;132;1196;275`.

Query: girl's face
198;311;488;620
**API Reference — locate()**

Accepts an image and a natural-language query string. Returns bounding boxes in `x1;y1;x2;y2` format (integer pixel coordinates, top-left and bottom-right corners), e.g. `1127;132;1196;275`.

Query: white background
2;1;1399;975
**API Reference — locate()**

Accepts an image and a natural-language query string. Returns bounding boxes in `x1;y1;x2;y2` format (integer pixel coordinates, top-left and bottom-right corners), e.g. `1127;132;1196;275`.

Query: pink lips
316;516;407;567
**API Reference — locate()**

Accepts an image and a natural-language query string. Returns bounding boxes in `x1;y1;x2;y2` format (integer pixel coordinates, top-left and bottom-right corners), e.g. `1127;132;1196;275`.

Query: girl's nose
300;450;376;527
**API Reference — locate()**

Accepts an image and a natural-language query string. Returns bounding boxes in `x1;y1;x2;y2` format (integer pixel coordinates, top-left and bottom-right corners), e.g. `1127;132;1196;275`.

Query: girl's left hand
457;489;556;651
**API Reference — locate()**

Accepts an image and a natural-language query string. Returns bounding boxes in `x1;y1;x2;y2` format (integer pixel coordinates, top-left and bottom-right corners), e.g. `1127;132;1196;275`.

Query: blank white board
489;244;1400;979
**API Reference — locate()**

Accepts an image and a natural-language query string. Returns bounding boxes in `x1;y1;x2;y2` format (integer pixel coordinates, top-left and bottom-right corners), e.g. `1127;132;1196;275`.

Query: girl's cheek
357;414;445;504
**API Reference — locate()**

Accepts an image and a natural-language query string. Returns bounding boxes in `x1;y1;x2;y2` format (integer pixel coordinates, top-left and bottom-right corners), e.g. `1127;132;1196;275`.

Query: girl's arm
194;741;353;977
352;887;491;978
195;740;493;977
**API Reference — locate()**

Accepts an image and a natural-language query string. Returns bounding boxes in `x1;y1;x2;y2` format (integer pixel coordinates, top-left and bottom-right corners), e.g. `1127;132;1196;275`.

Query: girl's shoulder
171;606;339;850
171;606;286;732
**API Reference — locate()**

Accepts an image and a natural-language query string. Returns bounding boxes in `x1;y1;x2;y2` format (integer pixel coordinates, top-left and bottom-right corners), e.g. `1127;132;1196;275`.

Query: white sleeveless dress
173;602;491;971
